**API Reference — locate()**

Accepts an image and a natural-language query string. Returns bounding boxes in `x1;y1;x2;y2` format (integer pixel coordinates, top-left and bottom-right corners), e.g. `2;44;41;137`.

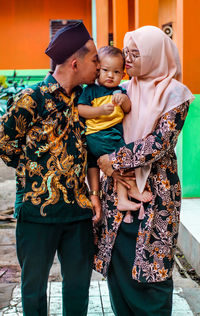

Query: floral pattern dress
94;101;190;283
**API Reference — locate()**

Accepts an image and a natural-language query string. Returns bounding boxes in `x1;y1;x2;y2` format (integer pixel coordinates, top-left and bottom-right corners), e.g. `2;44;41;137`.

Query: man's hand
97;154;114;176
99;103;115;115
90;195;102;225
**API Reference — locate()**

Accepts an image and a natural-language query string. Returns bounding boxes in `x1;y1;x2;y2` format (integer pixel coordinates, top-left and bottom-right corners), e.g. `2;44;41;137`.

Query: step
178;198;200;276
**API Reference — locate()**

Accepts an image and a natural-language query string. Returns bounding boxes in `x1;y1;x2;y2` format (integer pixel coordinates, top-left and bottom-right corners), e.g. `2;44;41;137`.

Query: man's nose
96;62;100;71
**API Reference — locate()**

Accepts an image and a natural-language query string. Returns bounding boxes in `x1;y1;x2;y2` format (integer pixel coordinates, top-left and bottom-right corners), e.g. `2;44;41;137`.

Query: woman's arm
98;102;189;172
112;101;189;170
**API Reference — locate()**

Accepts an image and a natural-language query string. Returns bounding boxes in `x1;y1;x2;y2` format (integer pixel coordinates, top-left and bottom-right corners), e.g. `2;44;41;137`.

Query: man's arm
78;103;114;119
0;116;23;167
0;90;37;167
87;167;102;224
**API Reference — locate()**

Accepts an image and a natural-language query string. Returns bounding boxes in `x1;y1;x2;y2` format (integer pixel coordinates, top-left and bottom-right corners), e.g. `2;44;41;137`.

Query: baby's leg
127;180;152;202
117;182;140;211
117;182;140;224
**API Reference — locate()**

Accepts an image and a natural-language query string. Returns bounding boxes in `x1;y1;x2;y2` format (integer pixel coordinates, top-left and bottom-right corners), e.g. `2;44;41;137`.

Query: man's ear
71;59;78;71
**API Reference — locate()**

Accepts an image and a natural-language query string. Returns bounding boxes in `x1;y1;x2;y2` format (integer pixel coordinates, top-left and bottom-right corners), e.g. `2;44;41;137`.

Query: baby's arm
112;93;131;113
78;103;114;119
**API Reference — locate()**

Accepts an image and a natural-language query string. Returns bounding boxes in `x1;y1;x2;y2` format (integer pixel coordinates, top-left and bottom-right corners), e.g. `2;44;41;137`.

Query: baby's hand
112;93;127;106
100;103;115;115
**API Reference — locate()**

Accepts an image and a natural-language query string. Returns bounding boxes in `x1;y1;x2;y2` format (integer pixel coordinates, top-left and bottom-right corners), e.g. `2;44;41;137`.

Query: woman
94;26;194;315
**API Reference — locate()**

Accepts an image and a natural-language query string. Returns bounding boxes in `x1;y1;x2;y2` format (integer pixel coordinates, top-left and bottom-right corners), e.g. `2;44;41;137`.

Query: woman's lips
125;64;132;69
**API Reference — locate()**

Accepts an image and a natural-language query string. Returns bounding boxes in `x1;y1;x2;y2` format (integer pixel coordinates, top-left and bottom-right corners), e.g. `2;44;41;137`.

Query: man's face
78;40;99;84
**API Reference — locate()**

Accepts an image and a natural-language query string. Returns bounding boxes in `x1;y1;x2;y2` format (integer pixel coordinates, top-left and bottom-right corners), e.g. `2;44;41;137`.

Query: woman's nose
126;54;131;63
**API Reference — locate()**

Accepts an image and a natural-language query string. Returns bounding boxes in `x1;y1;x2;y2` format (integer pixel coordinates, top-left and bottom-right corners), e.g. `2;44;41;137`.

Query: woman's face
123;37;141;77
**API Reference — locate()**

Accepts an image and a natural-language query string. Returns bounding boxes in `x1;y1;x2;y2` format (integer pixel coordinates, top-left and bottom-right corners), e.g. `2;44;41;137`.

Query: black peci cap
45;21;92;64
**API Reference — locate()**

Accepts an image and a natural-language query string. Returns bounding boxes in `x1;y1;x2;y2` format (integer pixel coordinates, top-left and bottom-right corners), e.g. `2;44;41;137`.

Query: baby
78;46;151;222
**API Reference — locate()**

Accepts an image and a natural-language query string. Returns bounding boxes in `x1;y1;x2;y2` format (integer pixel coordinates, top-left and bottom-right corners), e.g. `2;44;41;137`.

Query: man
0;22;101;315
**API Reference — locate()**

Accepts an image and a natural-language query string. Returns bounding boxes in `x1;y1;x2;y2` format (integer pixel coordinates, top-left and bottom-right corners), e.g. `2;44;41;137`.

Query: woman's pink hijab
122;26;194;193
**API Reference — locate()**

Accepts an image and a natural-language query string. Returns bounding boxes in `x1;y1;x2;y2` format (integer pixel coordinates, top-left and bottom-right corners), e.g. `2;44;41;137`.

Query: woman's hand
97;154;135;188
112;170;135;190
97;154;114;176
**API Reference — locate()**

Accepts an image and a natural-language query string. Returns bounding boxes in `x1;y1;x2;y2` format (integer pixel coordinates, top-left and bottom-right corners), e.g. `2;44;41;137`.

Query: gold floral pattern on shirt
0;75;92;219
26;161;44;177
45;99;57;112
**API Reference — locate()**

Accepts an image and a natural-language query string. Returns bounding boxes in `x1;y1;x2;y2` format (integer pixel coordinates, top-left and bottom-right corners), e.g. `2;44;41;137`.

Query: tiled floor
0;281;194;315
0;200;199;315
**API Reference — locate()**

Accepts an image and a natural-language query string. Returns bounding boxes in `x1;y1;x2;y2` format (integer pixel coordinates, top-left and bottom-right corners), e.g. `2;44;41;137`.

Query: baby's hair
98;46;125;69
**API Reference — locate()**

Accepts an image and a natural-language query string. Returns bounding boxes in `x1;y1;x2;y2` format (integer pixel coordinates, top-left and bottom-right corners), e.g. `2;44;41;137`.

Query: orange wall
0;0;92;70
112;0;129;49
158;0;177;41
135;0;159;28
132;0;200;93
109;0;113;34
1;0;200;94
128;0;135;31
96;0;109;48
181;0;200;93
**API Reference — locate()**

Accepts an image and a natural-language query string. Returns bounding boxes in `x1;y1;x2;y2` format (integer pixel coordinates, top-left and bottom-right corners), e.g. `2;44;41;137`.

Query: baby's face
98;54;124;88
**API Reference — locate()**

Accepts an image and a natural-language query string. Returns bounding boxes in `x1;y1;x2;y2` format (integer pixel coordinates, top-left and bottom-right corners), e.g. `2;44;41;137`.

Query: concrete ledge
178;199;200;276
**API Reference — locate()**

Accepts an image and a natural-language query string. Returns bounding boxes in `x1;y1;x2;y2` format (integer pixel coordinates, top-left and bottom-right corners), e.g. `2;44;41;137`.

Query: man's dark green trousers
16;218;94;316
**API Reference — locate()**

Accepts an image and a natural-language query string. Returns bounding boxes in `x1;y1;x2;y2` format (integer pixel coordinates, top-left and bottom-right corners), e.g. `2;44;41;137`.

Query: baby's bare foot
123;211;134;223
128;189;152;202
117;200;141;211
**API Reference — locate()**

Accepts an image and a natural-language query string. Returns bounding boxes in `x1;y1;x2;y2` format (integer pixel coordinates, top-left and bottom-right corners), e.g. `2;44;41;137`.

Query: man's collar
43;73;61;93
43;73;82;96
